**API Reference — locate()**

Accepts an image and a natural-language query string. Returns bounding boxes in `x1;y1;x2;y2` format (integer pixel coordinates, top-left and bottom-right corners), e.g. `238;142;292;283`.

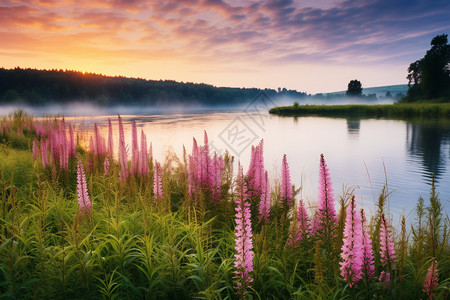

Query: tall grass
0;111;449;299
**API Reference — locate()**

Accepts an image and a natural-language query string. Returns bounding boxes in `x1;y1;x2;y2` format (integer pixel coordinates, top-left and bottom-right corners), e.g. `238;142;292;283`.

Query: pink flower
316;154;337;237
380;214;397;271
287;199;310;245
280;154;293;208
423;260;439;299
379;271;390;283
104;157;110;175
258;170;271;222
107;118;113;157
118;115;128;181
234;162;254;294
77;161;91;215
340;195;363;287
360;209;375;280
153;161;163;201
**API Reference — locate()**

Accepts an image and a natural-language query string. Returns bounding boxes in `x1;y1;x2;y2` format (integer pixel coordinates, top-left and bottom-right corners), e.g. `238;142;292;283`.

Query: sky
1;0;449;94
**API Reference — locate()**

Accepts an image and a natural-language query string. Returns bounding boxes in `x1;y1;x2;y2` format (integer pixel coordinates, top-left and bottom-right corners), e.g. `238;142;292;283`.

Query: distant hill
0;68;307;106
329;84;408;98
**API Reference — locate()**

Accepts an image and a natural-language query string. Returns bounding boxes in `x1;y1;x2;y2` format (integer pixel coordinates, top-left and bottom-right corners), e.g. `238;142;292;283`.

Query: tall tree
346;80;362;96
406;34;450;101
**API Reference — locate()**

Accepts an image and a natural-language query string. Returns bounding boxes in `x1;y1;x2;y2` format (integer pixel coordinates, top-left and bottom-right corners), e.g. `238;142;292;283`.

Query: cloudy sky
1;0;449;93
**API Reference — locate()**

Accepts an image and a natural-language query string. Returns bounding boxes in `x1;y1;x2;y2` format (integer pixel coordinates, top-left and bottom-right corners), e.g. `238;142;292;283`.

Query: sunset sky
1;0;449;93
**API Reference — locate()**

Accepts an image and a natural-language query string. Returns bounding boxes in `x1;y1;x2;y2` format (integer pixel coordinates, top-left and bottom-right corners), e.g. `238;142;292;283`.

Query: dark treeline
0;68;306;106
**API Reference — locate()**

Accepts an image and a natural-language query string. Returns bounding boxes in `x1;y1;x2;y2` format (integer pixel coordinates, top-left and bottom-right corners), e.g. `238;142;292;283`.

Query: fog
0;96;396;118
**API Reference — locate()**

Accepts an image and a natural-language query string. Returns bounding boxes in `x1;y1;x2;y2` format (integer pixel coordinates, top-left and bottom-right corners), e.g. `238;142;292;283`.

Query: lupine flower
77;161;91;214
316;154;337;237
131;121;139;175
288;199;310;245
380;214;397;273
340;195;363;287
360;209;375;280
107;118;113;157
234;162;254;295
379;271;390;283
104;157;110;174
32;138;39;160
153;161;163;201
423;260;439;299
211;153;224;203
258;170;271;222
118;114;128;181
280;154;293;208
139;130;149;176
69;124;76;156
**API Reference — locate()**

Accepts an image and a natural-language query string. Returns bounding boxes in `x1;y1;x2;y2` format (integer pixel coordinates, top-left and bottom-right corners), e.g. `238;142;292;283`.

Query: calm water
59;108;450;226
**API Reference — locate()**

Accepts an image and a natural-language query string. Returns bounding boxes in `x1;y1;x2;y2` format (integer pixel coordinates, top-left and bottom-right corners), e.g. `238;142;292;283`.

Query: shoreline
269;103;450;119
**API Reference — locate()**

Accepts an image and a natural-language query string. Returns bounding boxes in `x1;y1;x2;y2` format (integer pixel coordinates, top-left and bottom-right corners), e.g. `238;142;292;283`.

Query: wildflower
280;154;293;208
340;195;363;287
118;114;128;181
361;209;375;280
104;157;110;174
77;161;91;214
380;214;397;273
287;199;310;245
316;154;337;237
258;170;271;222
234;163;254;295
423;260;439;299
153;161;163;201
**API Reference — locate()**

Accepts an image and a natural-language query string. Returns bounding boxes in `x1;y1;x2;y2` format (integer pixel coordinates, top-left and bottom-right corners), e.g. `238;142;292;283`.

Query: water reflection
406;120;450;183
346;119;360;136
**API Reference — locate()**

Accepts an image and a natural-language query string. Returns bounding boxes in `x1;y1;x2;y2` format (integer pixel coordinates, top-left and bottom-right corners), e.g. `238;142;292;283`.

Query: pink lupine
288;199;310;245
211;153;224;202
40;138;49;168
316;154;337;237
77;161;91;215
69;124;76;156
153;161;163;201
340;195;364;287
32;138;39;160
139;130;149;176
423;260;439;299
234;162;254;295
107;118;113;157
258;170;271;222
104;157;110;175
131;121;139;175
380;214;397;273
280;154;293;208
379;271;390;283
360;209;375;280
246;140;264;198
118;114;128;181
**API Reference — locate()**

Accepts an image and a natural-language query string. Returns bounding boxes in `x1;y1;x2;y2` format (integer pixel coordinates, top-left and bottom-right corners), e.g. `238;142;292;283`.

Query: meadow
0;110;449;299
269;103;450;119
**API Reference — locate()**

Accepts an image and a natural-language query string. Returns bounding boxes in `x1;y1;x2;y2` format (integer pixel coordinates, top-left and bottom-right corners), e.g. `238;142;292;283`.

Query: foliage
346;80;363;97
403;34;450;102
269;103;450;119
0;68;306;106
0;111;449;299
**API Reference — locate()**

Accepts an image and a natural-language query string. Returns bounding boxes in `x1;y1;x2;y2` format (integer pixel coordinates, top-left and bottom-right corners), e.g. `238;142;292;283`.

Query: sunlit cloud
1;0;449;93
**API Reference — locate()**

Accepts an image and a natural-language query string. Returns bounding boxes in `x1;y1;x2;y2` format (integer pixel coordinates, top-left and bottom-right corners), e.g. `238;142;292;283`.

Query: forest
0;68;306;106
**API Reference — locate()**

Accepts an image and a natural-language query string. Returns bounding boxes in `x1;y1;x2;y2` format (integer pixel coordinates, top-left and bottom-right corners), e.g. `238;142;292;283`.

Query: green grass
269;103;450;119
0;112;449;299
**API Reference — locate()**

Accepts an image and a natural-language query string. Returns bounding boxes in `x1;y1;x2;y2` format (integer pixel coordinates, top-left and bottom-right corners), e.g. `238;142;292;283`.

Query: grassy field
269;103;450;119
0;110;449;299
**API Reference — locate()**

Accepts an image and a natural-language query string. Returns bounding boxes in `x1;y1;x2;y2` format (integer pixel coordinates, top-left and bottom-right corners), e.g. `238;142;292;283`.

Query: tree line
402;34;450;103
0;68;306;106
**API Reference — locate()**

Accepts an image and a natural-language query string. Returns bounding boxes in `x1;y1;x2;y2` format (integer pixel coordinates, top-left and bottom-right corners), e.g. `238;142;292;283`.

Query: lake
43;104;450;227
